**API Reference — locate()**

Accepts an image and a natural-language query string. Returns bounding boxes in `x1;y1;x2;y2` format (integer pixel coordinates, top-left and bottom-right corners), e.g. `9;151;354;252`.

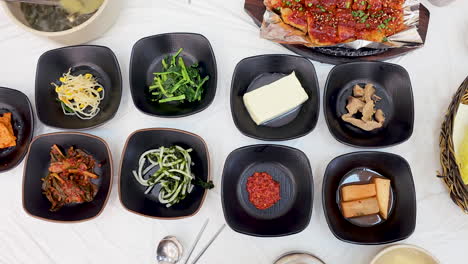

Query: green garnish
55;99;74;113
345;2;351;8
149;48;209;104
308;3;313;7
61;101;74;113
361;1;366;5
377;23;386;29
382;37;388;42
360;14;369;23
192;177;215;190
352;10;366;18
316;4;326;12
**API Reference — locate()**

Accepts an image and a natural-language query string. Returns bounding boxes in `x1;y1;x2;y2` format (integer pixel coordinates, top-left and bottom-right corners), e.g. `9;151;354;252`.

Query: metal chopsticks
190;224;226;264
182;219;209;264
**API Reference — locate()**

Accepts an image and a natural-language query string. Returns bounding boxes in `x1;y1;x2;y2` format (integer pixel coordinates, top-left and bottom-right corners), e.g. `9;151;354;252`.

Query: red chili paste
246;172;281;210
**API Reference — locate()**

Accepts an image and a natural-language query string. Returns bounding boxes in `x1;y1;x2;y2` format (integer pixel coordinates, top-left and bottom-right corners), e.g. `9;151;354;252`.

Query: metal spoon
157;236;184;264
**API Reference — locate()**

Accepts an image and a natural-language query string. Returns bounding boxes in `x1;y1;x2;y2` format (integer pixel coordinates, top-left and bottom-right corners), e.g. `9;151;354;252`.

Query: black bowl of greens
130;33;217;117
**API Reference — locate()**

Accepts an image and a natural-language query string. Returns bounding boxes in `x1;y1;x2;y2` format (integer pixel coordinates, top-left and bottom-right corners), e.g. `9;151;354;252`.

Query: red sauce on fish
269;0;405;44
246;172;281;210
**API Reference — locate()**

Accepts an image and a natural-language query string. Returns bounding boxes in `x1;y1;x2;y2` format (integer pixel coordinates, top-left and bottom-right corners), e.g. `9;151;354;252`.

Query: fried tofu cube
373;178;391;219
359;29;386;42
307;17;337;45
341;197;380;218
0;112;14;135
0;112;16;149
337;25;356;42
0;123;16;149
341;183;377;202
281;8;308;33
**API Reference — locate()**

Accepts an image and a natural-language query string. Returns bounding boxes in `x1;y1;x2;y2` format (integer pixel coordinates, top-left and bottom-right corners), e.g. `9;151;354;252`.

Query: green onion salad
132;146;197;207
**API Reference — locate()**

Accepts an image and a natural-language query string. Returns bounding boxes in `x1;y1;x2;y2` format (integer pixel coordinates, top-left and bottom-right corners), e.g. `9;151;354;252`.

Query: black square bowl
322;151;416;244
119;128;210;219
231;55;320;141
324;61;414;148
221;144;313;237
130;33;217;117
23;132;113;222
0;87;34;173
35;45;122;130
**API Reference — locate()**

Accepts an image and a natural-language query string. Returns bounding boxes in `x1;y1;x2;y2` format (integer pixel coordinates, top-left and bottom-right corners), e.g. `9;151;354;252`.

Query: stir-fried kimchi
42;144;99;212
265;0;406;45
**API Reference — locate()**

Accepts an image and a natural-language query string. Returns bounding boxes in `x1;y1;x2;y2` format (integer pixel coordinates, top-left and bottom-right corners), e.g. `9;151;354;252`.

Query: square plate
119;128;210;219
130;33;217;117
35;45;122;129
0;87;34;173
23;132;113;222
322;151;416;244
221;144;313;237
324;61;414;148
231;54;319;141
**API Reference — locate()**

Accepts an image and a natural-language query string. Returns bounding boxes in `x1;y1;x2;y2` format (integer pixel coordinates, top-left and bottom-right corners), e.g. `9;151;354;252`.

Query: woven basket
439;76;468;213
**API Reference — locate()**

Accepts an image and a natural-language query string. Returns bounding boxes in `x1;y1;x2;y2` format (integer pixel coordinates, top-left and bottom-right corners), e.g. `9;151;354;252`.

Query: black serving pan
244;0;430;64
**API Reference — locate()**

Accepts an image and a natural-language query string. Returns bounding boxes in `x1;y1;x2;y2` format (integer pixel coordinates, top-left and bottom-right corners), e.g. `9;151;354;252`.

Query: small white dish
370;244;440;264
274;251;325;264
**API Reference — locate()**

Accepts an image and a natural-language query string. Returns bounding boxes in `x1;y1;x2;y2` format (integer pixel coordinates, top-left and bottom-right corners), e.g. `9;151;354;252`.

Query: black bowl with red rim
221;144;313;237
23;132;113;223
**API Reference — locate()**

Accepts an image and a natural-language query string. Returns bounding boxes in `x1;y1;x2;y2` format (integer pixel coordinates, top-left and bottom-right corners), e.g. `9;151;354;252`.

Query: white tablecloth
0;1;467;263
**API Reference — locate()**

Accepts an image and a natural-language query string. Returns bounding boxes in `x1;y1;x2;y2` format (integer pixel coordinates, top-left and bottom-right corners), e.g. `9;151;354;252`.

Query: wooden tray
245;0;430;64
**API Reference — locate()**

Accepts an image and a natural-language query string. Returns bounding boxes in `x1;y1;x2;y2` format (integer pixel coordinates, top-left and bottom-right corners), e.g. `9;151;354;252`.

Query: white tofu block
243;72;309;125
